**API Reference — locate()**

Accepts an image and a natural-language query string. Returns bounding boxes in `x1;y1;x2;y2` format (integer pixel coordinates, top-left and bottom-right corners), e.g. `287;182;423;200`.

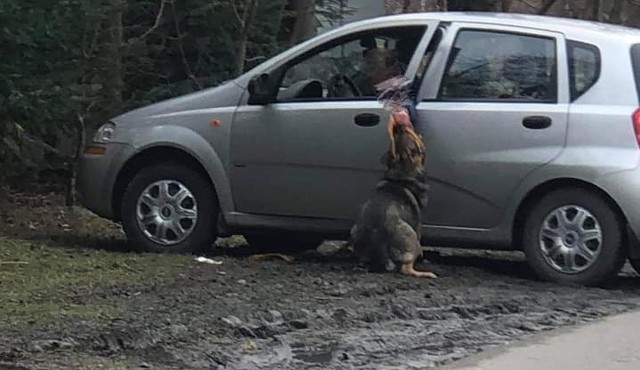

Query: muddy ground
2;191;640;370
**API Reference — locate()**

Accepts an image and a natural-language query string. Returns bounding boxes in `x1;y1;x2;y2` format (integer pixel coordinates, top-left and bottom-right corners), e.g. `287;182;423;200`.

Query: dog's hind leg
391;221;437;278
400;262;437;278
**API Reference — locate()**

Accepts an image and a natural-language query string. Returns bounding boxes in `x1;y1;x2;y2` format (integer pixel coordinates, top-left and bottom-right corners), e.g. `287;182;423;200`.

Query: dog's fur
348;112;436;278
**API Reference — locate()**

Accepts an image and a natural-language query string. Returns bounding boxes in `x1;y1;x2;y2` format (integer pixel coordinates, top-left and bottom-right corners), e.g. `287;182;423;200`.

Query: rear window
567;40;600;101
631;44;640;104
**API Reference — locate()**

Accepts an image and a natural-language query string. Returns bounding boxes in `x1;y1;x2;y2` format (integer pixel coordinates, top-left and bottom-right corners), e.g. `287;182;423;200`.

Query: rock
31;339;77;351
169;324;188;337
221;315;243;327
316;241;348;256
139;362;153;368
242;340;258;353
289;320;308;329
332;308;348;323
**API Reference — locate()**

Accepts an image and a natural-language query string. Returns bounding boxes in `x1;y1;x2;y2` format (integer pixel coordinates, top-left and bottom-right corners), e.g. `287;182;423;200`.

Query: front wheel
121;163;218;254
521;188;626;286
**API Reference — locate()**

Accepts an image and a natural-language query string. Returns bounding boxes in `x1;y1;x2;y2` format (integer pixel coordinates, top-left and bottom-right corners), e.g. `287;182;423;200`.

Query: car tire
121;163;218;254
522;188;626;286
244;231;324;253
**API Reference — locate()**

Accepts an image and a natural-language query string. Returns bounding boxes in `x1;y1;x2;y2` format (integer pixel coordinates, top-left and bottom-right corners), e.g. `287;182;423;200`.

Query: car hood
110;80;245;126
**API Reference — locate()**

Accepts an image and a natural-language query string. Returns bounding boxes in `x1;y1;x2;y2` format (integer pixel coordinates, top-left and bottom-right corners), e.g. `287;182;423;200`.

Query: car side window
567;40;600;101
439;30;557;102
277;26;426;102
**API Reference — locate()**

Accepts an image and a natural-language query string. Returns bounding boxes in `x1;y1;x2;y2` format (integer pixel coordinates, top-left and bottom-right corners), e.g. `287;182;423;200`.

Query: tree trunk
447;0;494;11
402;0;412;13
101;0;125;115
591;0;601;21
500;0;512;12
289;0;316;46
236;0;260;75
608;0;624;25
66;113;87;207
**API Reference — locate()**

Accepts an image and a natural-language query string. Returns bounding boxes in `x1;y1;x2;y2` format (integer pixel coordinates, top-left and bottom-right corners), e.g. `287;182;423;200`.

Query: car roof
351;11;640;42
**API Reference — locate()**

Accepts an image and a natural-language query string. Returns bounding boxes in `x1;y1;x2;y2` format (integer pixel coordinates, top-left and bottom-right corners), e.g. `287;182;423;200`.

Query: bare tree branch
518;0;539;10
235;0;259;75
563;0;576;18
230;0;245;26
537;0;558;14
170;1;202;90
128;0;168;44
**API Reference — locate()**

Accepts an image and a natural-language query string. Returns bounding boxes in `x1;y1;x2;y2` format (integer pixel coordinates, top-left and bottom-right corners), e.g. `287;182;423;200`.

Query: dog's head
382;126;425;178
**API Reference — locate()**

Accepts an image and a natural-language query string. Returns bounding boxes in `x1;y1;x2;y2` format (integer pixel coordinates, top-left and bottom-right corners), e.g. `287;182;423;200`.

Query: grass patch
0;236;191;325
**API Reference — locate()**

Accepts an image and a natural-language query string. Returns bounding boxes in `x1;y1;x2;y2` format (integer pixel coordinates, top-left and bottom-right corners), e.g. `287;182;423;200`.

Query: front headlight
93;122;116;144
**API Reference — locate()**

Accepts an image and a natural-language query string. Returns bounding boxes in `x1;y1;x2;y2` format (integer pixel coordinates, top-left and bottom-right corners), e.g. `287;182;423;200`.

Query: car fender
500;148;637;247
126;124;234;214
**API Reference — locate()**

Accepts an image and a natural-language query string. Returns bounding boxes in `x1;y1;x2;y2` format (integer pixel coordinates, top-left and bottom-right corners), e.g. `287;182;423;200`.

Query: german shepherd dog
348;108;437;278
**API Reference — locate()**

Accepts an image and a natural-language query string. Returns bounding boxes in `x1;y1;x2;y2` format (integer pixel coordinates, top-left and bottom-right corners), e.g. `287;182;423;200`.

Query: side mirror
248;73;276;105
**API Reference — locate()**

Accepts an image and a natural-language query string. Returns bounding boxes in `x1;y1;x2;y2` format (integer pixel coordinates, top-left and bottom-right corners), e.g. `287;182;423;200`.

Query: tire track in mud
202;295;640;369
3;250;640;369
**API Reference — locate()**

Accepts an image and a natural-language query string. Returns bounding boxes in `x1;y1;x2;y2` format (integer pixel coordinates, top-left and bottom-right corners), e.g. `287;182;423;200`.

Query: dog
348;108;437;278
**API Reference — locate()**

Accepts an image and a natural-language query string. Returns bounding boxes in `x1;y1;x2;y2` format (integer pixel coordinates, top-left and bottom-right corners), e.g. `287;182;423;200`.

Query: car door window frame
274;26;430;103
417;22;569;105
238;22;441;106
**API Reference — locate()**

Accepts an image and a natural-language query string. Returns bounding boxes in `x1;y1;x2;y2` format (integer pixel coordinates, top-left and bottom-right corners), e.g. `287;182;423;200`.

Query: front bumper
77;142;135;220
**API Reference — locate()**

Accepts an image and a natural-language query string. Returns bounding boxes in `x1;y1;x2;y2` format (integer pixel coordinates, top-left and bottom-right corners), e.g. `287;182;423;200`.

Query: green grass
0;236;191;325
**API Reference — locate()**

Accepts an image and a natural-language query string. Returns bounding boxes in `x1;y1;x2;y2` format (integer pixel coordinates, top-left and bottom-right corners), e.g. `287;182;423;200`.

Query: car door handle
354;113;380;127
522;116;552;130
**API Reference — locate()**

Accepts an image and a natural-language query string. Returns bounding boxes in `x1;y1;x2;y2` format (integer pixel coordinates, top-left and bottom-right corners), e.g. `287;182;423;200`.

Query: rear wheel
121;163;218;253
522;188;626;286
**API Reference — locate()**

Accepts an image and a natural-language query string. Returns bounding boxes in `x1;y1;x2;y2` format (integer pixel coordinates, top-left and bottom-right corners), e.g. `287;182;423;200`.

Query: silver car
79;12;640;285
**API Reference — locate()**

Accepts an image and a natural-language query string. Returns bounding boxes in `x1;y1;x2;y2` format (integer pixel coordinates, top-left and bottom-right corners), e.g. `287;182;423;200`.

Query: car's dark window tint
438;30;557;103
630;44;640;104
568;40;600;101
277;26;426;102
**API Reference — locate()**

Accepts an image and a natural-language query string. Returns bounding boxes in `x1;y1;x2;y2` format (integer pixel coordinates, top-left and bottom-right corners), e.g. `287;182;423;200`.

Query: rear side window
567;40;600;101
438;30;557;102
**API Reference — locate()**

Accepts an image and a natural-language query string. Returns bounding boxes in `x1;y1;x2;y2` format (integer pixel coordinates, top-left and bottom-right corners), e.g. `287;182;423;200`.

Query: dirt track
3;240;640;370
1;193;640;369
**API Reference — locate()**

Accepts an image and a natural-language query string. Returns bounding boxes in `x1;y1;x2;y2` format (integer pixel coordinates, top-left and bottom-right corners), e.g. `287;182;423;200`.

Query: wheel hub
538;205;602;274
160;205;174;219
563;231;578;247
135;180;198;246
